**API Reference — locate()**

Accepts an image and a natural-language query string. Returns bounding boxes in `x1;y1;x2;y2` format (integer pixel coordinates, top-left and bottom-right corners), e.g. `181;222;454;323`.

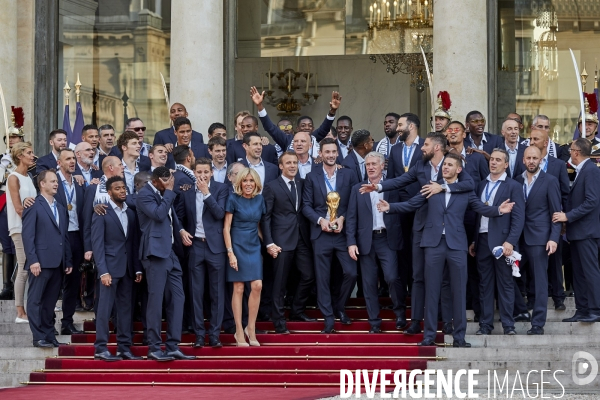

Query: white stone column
0;0;18;152
170;0;223;133
433;0;488;124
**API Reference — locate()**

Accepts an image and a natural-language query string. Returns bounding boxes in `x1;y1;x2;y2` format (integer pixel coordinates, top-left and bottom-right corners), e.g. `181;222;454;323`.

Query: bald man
501;119;526;179
153;103;204;150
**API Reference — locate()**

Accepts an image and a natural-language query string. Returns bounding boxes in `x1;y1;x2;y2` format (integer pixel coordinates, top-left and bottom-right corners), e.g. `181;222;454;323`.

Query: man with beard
361;132;475;335
374;113;401;165
465;111;504;160
74;142;103;185
81;125;102;169
36;129;68;174
335;116;353;160
303;138;358;332
521;115;562;159
514;146;561;335
501;119;526;179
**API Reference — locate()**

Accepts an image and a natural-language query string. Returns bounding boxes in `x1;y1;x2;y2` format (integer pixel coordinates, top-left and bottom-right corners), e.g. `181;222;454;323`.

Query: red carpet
22;299;443;391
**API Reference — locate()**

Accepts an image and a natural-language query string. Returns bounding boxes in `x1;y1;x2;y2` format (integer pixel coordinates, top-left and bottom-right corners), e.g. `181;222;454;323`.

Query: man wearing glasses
125;118;152;158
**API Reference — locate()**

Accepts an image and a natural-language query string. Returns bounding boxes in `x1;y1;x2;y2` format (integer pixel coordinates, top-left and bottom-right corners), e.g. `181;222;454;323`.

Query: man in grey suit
136;167;195;361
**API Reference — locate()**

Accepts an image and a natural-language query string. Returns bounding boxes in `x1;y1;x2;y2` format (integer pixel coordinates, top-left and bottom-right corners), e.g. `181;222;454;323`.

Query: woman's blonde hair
11;142;32;166
233;167;262;198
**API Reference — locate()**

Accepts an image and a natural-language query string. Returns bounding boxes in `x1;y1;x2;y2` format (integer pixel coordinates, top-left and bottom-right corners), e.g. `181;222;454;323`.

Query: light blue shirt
338;140;349;158
506;144;518;176
247;157;266;191
194;185;211;238
122;158;139;194
298;157;313;179
212;162;228;183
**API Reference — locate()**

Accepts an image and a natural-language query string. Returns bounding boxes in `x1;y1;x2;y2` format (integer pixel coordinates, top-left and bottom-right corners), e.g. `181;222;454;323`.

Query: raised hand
250;86;265;111
330;91;342;111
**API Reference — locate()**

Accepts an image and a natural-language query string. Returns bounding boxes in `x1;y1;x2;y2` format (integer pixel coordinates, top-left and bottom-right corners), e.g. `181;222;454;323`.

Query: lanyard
324;173;336;192
62;180;75;207
484;180;501;205
523;182;531;201
403;143;415;168
542;158;548;172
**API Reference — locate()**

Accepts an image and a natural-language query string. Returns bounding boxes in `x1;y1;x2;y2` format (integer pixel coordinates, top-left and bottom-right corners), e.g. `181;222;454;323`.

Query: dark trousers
440;266;453;322
547;240;565;303
477;233;515;330
94;274;133;353
290;236;314;317
398;211;414;294
142;251;184;353
62;231;84;327
312;232;357;326
27;267;62;342
410;229;425;321
0;207;14;254
132;276;148;342
465;224;481;317
571;239;600;315
188;238;225;339
522;245;549;326
422;237;467;342
359;231;405;328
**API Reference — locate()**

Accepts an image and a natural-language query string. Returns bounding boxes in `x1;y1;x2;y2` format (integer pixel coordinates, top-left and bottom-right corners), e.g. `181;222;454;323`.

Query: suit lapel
527;172;544;202
493;181;508;206
41;198;59;229
106;207;125;237
277;177;295;208
316;168;328;199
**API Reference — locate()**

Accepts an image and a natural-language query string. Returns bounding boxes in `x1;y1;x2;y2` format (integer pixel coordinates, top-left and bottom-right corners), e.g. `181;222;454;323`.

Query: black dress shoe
395;317;408;330
60;324;83;335
336;311;352;325
562;313;587;322
147;350;175;361
256;311;272;322
223;326;236;334
504;327;517;335
514;313;531;322
476;326;492;335
181;326;193;335
94;351;122;361
403;320;422;335
33;339;54;348
75;304;85;312
453;340;472;348
554;301;566;311
369;326;382;334
578;314;600;323
418;339;436;346
274;326;290;334
255;328;268;334
209;337;222;348
473;314;480;323
320;324;336;334
527;326;544;335
166;350;196;360
442;322;454;334
51;339;66;347
117;351;143;360
193;337;205;348
289;313;316;322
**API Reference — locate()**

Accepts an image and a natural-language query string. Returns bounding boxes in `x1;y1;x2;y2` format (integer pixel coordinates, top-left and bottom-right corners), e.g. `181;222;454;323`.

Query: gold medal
484;202;489;206
67;204;73;211
404;166;409;172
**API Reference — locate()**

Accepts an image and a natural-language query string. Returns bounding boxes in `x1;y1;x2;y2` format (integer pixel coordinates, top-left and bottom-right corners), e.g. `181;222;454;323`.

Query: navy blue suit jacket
565;159;600;241
176;181;228;254
259;112;331;152
386;137;425;200
515;171;561;245
55;176;85;231
239;158;280;186
35;153;58;175
545;155;570;211
474;177;525;251
91;206;141;278
506;144;527;179
465;133;504;155
226;139;278;166
261;176;310;251
22;195;72;269
166;142;211;169
73;164;103;181
389;189;501;251
154;127;204;146
380;157;475;232
463;151;491;227
341;151;366;182
136;184;183;260
346;180;403;253
302;167;358;241
98;146;121;167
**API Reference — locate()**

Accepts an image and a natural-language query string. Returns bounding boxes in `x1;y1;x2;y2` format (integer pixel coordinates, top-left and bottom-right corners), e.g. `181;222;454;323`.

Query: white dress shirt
479;172;507;233
505;143;518;176
368;179;385;230
122;158;139;194
574;158;589;181
298;157;313;179
194;184;212;238
522;169;541;200
429;158;444;181
44;196;60;227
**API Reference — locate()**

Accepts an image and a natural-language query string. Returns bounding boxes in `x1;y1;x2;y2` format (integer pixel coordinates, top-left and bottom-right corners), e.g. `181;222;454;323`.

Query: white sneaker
54;306;62;312
15;317;28;323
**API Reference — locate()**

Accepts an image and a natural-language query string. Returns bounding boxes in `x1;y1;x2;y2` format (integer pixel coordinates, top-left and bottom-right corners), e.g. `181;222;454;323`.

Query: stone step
0;346;58;360
0;322;85;335
0;359;46;374
444;334;600;348
0;300;94;323
464;321;599;335
0;373;31;388
438;346;600;362
466;308;577;322
0;335;72;347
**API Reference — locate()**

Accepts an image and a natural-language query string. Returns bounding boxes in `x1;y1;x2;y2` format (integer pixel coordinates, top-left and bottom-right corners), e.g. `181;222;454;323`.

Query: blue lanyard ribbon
403;143;415;169
523;183;529;201
324;173;336;192
52;202;58;224
542;158;548;172
484;180;501;204
62;180;74;206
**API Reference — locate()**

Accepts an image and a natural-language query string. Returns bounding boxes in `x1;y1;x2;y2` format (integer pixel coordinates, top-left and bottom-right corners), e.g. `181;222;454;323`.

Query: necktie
289;180;297;211
360;161;365;180
52;202;59;226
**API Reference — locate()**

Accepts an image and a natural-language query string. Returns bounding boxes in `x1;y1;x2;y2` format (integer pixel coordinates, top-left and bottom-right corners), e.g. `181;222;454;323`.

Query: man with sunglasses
153;103;204;152
125;118;152;158
465;111;504;161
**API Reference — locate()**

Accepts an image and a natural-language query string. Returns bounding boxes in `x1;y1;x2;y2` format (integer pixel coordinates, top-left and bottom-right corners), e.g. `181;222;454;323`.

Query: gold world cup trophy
326;191;340;231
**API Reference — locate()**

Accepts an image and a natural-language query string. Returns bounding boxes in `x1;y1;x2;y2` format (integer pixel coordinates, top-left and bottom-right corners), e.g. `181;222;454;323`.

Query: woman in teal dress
224;168;265;347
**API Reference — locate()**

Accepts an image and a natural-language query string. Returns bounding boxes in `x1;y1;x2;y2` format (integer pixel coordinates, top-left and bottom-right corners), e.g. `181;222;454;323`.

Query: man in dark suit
465;111;504;159
74;141;103;185
374;113;401;166
136;167;195;361
361;132;475;335
55;149;85;334
501;119;526;179
262;151;315;333
23;170;73;348
250;86;340;153
165;117;210;169
239;131;279;188
36;129;68;174
553;138;600;322
303;138;358;332
529;128;570;310
379;152;514;347
515;146;561;335
342;130;374;182
125;118;152;158
335;116;353;160
471;148;525;335
81;124;102;169
97;124;120;161
153;103;204;150
176;158;228;348
117;131;152;194
227;116;278;165
346;151;406;333
92;176;143;361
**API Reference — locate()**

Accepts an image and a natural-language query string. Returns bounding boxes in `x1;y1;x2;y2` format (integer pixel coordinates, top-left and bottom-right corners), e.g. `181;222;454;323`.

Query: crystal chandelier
533;7;558;81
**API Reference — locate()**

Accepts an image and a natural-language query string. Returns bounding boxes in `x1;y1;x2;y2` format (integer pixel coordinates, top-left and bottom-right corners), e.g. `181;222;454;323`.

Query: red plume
11;106;24;128
585;93;598;114
438;91;451;111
